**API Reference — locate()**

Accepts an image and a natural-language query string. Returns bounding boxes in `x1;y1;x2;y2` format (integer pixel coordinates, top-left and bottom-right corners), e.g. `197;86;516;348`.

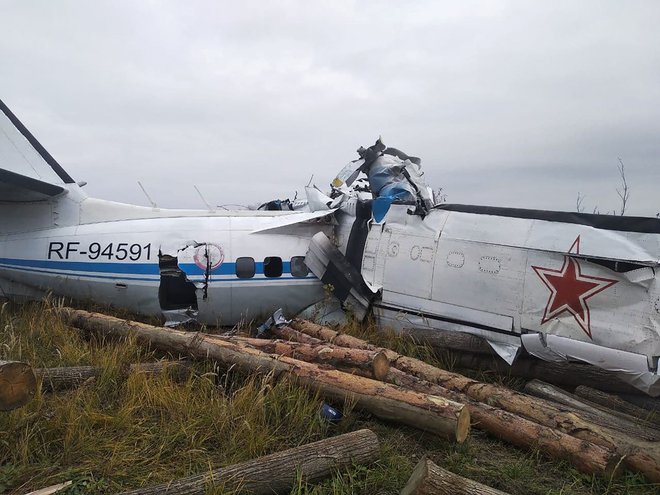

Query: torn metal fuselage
308;139;660;395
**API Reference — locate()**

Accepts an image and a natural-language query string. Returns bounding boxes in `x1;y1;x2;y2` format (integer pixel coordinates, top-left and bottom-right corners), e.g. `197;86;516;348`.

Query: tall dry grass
0;301;657;494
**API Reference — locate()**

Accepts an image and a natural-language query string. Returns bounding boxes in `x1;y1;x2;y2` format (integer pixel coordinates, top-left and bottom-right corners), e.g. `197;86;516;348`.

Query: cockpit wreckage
1;99;659;395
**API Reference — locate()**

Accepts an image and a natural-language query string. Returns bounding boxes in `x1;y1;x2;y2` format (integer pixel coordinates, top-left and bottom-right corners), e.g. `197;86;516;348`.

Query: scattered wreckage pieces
0;360;37;411
575;385;660;427
119;428;380;495
401;457;510;495
36;361;192;392
206;336;391;381
59;308;470;442
290;320;660;482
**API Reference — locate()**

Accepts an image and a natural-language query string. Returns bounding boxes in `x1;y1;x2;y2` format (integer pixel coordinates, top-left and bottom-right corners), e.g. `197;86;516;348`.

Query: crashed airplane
1;99;659;395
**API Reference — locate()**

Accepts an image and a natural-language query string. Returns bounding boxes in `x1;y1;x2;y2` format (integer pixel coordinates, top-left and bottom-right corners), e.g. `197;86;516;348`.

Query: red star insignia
532;236;617;339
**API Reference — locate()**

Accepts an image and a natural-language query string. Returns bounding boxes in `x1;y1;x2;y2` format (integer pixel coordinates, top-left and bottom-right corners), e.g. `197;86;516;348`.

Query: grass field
0;300;657;494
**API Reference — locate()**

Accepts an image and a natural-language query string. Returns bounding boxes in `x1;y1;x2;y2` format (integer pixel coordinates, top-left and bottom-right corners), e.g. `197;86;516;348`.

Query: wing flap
0;168;66;201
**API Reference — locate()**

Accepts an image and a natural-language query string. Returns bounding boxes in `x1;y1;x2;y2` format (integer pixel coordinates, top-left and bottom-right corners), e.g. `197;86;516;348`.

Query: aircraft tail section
0;99;74;201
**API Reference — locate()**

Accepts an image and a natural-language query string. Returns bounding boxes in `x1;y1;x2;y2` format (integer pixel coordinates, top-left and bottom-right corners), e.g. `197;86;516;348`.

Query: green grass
0;301;657;494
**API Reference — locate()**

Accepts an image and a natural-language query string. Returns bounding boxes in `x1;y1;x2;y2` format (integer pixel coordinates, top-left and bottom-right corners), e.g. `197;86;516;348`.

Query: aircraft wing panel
0;167;66;201
0;98;75;203
248;209;337;234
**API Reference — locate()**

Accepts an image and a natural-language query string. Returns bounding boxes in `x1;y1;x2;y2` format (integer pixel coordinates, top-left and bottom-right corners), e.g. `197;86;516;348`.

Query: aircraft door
361;222;391;292
382;230;436;300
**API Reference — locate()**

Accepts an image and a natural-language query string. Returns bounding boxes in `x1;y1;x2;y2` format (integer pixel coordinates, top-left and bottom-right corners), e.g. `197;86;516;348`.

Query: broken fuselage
323;197;660;395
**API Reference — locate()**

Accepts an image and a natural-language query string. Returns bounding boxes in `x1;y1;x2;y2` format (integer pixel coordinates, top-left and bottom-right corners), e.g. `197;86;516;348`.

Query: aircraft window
291;256;309;277
236;257;256;278
264;256;283;278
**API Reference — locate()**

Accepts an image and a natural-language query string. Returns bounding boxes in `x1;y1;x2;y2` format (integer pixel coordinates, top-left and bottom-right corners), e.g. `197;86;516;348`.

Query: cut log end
0;360;37;411
400;457;432;495
372;351;390;381
401;457;511;495
455;405;471;444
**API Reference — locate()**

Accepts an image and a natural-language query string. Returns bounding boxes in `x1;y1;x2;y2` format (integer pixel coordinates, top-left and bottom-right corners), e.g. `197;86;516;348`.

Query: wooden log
119;428;379;495
523;380;660;442
449;351;641;395
290;319;392;356
270;325;324;345
400;328;496;355
207;336;391;381
351;366;621;477
617;393;660;413
60;308;470;442
292;321;660;482
401;457;510;495
0;360;37;411
574;385;660;428
36;361;192;392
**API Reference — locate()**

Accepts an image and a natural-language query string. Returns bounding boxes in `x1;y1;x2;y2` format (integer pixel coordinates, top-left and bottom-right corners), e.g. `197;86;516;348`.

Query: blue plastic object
319;403;343;423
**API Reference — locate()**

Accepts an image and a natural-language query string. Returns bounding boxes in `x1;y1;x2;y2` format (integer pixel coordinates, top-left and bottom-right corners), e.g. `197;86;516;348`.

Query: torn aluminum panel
355;138;434;220
249;209;336;234
305;232;376;321
522;332;660;395
157;251;199;326
256;307;290;337
305;186;333;212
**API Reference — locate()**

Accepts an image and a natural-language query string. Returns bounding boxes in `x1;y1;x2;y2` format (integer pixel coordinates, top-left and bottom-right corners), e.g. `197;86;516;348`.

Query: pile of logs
57;308;471;444
9;307;658;491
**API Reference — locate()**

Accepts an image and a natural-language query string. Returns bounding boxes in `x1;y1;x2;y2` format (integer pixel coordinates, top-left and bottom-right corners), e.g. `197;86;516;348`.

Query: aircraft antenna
137;181;158;209
194;185;215;212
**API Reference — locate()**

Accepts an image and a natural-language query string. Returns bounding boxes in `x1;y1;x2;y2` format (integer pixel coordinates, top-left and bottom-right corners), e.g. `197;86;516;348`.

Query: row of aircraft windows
235;256;310;279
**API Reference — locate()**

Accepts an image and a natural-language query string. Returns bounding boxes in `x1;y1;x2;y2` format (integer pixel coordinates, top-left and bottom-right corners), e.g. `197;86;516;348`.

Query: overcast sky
1;1;659;215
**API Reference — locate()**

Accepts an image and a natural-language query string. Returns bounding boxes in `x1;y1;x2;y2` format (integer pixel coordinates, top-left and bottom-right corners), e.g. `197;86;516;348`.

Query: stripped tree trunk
616;393;660;413
448;351;641;395
575;385;660;427
208;336;391;380
400;328;496;355
523;380;660;442
60;309;470;443
0;360;37;411
36;361;191;391
401;457;510;495
270;325;324;345
290;319;390;355
119;429;379;495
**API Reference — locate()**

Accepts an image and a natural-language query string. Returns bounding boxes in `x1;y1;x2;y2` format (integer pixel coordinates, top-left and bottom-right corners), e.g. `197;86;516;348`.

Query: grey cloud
0;1;658;215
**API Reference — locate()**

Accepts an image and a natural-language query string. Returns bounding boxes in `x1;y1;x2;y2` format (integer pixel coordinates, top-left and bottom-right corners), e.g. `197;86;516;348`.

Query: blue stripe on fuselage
0;258;310;281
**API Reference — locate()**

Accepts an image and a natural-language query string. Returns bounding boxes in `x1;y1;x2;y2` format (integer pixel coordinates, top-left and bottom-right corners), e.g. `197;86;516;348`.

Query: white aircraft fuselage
0;188;333;326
